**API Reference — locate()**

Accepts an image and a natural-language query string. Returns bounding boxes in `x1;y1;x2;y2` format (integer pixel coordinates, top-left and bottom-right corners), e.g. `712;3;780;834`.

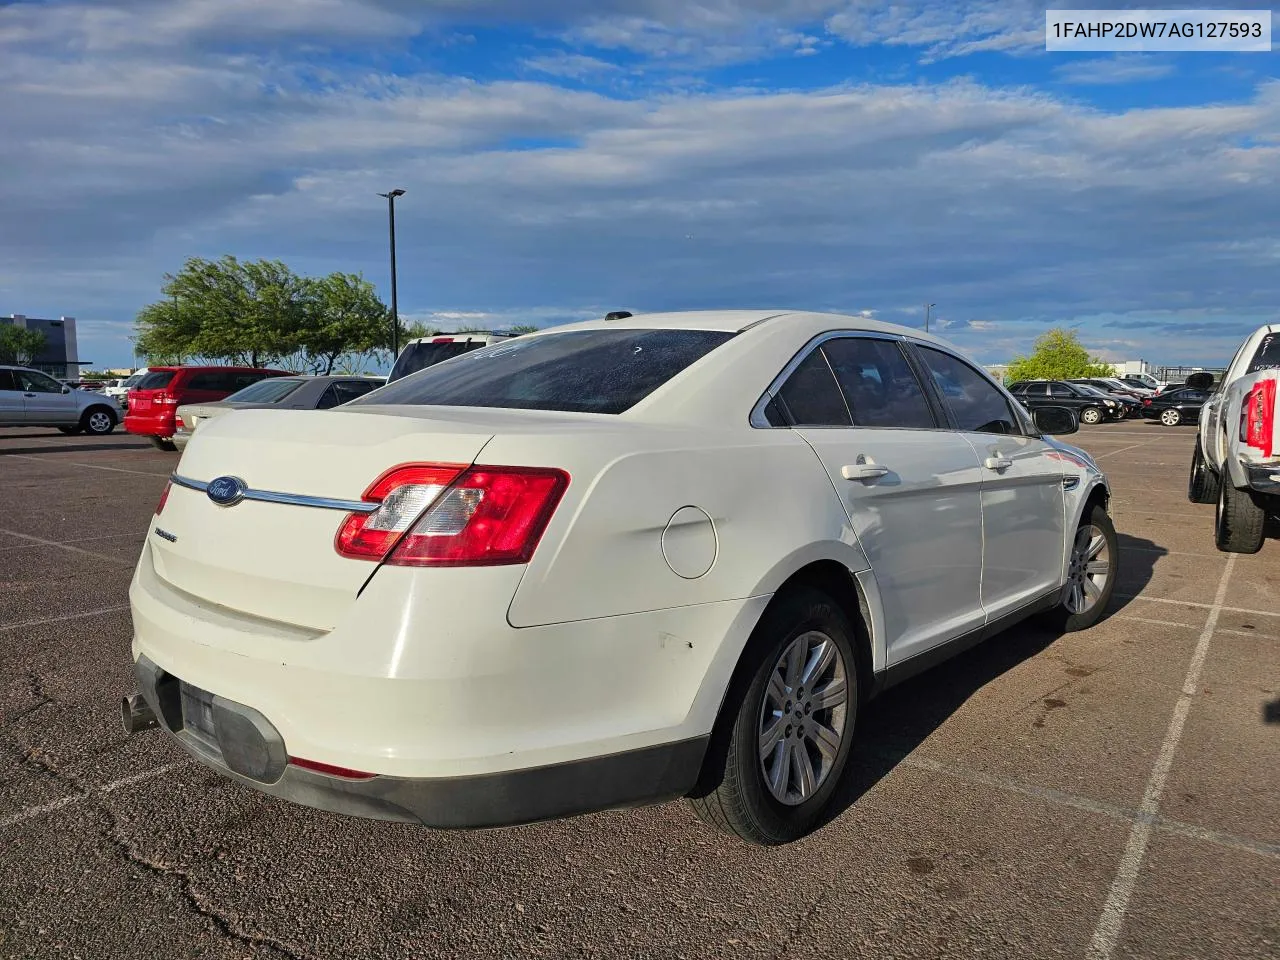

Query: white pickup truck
1188;324;1280;553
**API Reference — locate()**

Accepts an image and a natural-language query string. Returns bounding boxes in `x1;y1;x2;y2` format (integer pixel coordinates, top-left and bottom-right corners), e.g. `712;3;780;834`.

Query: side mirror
61;385;72;394
1033;405;1079;435
1185;372;1214;391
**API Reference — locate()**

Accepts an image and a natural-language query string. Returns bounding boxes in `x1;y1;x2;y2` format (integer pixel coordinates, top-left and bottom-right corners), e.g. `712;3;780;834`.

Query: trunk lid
149;407;497;630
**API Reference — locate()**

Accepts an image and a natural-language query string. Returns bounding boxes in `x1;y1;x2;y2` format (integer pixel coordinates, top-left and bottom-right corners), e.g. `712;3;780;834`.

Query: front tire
1215;479;1265;554
1160;408;1182;426
1046;504;1118;632
688;587;859;845
1080;407;1103;425
1187;438;1221;504
80;407;116;436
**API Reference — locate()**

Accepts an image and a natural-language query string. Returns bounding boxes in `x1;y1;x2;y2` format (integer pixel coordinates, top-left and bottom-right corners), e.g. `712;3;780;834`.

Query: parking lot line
0;604;132;634
0;761;189;830
1;452;169;478
1114;615;1199;630
1116;593;1278;620
0;527;135;566
0;532;142;554
1086;554;1237;960
1092;440;1157;460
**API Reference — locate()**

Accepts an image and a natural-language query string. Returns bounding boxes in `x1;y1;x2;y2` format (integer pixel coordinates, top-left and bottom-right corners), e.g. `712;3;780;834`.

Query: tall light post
924;302;935;333
378;188;406;356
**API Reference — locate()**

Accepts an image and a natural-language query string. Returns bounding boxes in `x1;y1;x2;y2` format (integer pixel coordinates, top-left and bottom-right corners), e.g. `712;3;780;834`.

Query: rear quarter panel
490;428;869;628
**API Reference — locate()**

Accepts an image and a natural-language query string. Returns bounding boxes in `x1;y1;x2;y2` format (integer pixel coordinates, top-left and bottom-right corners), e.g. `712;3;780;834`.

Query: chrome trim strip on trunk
170;474;378;513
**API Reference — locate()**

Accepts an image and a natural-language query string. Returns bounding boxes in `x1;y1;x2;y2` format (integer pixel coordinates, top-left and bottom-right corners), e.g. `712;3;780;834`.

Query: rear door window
135;371;176;391
0;370;18;391
822;338;936;429
1247;332;1280;373
226;378;306;404
775;351;852;426
183;371;228;392
1024;383;1049;398
359;329;734;415
915;346;1020;435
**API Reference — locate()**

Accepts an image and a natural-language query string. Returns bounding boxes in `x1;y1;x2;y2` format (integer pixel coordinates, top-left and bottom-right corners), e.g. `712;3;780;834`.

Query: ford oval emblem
206;475;247;507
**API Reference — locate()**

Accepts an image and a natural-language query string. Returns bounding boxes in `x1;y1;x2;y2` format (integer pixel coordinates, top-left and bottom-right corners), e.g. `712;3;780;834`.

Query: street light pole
924;302;935;333
378;188;406;356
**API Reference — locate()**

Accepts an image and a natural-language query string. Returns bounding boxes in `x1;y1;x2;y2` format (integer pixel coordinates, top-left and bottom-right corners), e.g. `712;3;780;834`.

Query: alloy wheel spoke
800;640;836;688
766;669;788;708
1083;576;1102;602
784;637;807;687
791;743;817;798
759;716;787;760
1087;534;1106;560
1086;560;1109;576
808;720;841;762
769;741;793;796
810;676;847;711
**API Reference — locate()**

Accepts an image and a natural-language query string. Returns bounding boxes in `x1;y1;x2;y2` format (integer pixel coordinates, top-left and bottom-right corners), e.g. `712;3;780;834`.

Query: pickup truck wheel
1160;409;1182;426
149;437;177;452
1046;505;1118;632
1187;439;1221;504
1080;407;1103;425
688;587;859;846
1215;480;1266;554
80;407;116;436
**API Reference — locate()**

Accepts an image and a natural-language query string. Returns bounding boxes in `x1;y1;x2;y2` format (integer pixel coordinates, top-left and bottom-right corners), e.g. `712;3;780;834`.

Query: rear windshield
1247;332;1280;373
226;378;306;404
135;371;175;390
388;341;487;382
357;329;735;415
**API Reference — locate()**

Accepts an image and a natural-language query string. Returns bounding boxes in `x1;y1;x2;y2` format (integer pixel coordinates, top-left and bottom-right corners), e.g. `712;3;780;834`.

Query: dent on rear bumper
129;544;769;781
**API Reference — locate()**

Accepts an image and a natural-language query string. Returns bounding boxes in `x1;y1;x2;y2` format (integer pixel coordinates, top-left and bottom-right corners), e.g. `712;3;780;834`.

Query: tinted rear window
136;371;175;390
359;329;735;414
388;341;485;382
226;378;306;403
1247;332;1280;373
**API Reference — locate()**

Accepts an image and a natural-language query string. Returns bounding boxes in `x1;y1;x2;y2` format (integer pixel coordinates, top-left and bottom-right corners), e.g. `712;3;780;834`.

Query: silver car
0;364;122;435
173;375;383;450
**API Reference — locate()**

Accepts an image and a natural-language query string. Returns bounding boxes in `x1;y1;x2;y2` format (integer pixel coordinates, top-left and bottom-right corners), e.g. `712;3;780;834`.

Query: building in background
1;314;86;378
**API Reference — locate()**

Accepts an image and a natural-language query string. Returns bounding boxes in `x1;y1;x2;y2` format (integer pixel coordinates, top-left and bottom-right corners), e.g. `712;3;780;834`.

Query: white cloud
522;53;622;78
1055;55;1176;86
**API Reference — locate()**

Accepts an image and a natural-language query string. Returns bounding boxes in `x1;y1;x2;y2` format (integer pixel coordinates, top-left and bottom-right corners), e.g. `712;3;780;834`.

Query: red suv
125;366;289;450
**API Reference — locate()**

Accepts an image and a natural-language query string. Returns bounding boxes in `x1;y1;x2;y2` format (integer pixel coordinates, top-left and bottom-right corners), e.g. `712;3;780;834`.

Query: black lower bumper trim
132;655;708;829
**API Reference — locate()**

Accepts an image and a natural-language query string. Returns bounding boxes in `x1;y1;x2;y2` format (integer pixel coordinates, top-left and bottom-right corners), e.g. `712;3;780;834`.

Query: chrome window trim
170;474;378;513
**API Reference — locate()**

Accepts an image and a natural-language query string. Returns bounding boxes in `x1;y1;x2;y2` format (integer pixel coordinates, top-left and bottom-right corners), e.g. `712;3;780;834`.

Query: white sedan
123;310;1117;845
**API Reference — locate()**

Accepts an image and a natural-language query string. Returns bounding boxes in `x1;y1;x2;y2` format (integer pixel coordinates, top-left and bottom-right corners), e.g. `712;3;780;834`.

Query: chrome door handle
984;457;1014;471
842;463;890;481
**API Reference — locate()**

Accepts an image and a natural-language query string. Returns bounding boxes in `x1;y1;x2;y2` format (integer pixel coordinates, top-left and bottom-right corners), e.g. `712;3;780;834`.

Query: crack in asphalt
4;671;56;723
16;748;312;960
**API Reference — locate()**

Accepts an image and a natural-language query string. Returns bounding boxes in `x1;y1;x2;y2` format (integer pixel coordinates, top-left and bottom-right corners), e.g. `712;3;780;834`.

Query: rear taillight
155;480;172;515
334;462;569;566
1143;398;1151;406
1240;379;1276;457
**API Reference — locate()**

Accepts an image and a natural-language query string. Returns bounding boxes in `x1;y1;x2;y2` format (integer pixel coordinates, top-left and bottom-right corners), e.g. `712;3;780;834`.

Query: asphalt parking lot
1;423;1276;960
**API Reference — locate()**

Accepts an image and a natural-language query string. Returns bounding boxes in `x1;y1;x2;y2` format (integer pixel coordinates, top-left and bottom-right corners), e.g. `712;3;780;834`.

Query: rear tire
80;407;116;436
688;587;860;846
1045;505;1118;633
1160;409;1182;426
1187;439;1221;505
149;437;177;452
1080;407;1103;425
1215;479;1266;554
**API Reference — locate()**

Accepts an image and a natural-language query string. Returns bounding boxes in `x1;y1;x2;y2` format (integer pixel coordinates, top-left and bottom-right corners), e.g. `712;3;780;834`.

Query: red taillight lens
334;462;569;566
289;757;376;780
155;480;172;515
1143;398;1152;406
1241;379;1275;457
335;463;467;560
389;466;569;567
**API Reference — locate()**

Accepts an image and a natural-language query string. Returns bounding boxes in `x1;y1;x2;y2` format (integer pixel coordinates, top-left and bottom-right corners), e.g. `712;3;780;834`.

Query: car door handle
984;457;1014;472
24;393;36;398
841;462;890;481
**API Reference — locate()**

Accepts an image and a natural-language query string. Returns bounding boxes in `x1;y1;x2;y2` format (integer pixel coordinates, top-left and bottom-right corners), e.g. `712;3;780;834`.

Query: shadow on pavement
820;530;1169;828
0;442;151;456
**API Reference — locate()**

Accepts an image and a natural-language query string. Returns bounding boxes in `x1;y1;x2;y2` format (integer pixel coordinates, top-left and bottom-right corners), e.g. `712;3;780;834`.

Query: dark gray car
173;375;384;450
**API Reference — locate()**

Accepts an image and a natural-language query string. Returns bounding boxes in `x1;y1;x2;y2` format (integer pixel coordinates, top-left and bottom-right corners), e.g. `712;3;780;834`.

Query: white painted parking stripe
1214;627;1280;641
1092;441;1156;460
1114;615;1200;630
1086;554;1237;960
0;761;188;830
0;604;131;634
1116;593;1279;620
0;527;134;565
0;532;142;554
1;453;168;477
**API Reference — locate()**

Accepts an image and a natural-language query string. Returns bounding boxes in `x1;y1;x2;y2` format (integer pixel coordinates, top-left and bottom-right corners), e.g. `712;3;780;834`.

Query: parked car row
1005;376;1214;428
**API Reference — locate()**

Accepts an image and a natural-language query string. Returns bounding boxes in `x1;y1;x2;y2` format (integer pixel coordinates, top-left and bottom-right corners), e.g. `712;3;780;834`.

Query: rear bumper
1242;461;1280;497
124;411;177;438
132;654;706;828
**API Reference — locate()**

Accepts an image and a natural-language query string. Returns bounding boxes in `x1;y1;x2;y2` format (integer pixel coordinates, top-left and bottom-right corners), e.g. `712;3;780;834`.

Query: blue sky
2;0;1278;370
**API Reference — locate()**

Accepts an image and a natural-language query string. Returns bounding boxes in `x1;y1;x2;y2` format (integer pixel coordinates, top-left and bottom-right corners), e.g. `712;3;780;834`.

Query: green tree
509;324;540;336
401;320;441;341
287;273;390;375
0;325;47;365
1005;328;1113;383
135;256;310;368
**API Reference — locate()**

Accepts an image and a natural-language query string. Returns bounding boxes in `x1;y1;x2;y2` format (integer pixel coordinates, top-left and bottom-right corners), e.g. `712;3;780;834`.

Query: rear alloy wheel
149;437;177;452
1080;407;1103;425
81;408;116;436
1187;439;1221;505
689;587;859;845
1160;408;1182;426
1215;478;1266;554
1047;505;1118;632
